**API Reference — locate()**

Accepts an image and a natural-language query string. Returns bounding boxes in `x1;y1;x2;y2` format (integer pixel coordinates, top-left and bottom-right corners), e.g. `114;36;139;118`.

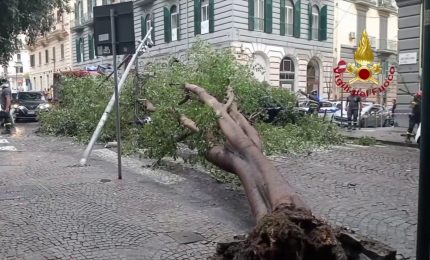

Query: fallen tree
144;82;396;259
40;42;395;258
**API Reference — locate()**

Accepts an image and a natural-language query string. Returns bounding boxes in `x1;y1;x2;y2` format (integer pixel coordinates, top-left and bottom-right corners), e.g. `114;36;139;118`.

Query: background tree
0;0;69;65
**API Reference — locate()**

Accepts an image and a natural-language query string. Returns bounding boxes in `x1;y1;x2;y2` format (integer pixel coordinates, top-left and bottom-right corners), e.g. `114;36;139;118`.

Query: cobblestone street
0;123;420;259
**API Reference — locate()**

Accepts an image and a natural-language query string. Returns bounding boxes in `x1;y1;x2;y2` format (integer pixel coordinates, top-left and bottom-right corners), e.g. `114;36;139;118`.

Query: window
15;67;23;74
279;57;295;90
285;1;294;36
254;0;264;31
88;34;95;60
60;44;65;60
201;0;209;34
45;49;49;64
171;5;178;41
30;55;35;67
33;77;36;89
38;52;42;66
145;14;152;36
16;54;21;62
308;4;326;41
195;0;214;35
79;38;84;62
52;47;56;62
311;6;319;40
102;0;112;4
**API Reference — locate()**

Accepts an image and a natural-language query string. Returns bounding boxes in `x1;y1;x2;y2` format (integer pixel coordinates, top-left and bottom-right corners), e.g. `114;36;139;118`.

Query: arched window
312;5;319;40
279;57;295;90
171;5;178;41
285;1;294;36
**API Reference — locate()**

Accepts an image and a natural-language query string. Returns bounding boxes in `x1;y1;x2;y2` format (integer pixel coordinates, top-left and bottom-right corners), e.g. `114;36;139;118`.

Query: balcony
377;0;397;12
356;36;397;53
71;13;93;31
49;22;69;41
354;0;377;7
135;0;156;7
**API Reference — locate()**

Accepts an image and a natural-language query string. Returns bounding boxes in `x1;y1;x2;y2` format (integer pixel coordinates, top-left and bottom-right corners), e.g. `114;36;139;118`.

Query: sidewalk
0;123;253;259
341;126;419;148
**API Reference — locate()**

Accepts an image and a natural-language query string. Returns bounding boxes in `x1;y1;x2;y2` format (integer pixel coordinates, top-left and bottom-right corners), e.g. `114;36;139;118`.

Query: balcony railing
356;36;397;51
378;0;396;8
71;13;93;29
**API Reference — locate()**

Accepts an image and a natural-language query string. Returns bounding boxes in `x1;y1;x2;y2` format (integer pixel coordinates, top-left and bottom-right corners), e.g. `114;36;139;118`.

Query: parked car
13;91;50;121
332;103;392;127
297;100;340;117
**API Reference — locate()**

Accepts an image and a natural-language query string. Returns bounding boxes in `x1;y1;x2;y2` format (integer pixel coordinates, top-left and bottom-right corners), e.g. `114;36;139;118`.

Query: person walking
391;99;397;127
346;92;362;130
0;79;13;134
406;91;422;138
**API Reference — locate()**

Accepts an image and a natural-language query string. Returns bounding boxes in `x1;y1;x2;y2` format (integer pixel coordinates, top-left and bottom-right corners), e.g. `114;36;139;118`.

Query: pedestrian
346;92;362;130
299;89;321;115
391;99;397;127
47;86;53;103
406;91;421;137
0;79;13;134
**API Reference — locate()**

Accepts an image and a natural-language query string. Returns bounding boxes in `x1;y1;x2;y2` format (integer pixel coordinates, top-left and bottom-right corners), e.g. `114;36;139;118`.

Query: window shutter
308;3;312;40
164;7;171;43
293;0;301;38
141;16;147;39
74;3;79;21
88;35;93;60
151;13;156;45
248;0;254;31
209;0;215;33
264;0;272;33
87;0;92;15
319;5;327;41
280;0;285;36
81;38;85;62
177;5;181;40
76;39;80;62
194;0;201;35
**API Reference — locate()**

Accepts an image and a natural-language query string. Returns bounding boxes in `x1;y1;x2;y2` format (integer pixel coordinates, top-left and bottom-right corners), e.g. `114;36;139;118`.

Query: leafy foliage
0;0;70;65
40;41;344;160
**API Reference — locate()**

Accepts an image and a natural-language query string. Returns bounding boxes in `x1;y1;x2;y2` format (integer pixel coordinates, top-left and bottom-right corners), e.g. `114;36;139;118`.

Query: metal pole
416;0;430;258
79;28;153;167
110;9;122;180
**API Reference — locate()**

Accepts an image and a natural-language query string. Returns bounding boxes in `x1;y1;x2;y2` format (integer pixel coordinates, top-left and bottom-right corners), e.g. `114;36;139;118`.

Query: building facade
71;0;335;97
333;0;398;104
396;0;422;111
0;35;31;93
27;8;73;92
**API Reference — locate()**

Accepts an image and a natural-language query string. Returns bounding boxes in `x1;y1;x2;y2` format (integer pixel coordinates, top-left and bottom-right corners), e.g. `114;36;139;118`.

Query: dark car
12;91;50;121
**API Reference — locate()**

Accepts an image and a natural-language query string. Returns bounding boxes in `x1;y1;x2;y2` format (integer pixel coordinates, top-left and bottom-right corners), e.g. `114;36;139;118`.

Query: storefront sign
333;30;396;97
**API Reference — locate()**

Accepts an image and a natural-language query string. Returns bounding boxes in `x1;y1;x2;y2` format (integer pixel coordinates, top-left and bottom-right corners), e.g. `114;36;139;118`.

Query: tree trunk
177;83;396;259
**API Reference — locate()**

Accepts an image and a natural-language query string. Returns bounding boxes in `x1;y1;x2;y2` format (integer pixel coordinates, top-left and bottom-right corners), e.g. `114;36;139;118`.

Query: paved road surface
0;123;420;259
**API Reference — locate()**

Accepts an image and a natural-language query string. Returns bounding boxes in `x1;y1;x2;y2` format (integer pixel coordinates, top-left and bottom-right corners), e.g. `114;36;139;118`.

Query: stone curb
343;136;419;149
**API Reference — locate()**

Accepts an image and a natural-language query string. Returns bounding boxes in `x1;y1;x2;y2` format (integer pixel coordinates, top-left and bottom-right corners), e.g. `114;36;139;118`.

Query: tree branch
179;115;199;133
224;85;234;110
229;102;262;151
143;99;156;112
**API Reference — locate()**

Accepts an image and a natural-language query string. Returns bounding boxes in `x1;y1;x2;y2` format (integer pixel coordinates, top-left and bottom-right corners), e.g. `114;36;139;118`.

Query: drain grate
168;231;206;244
100;179;112;183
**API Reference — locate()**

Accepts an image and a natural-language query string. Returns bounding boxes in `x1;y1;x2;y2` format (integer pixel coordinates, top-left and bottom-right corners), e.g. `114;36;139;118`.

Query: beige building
27;8;73;91
333;0;398;105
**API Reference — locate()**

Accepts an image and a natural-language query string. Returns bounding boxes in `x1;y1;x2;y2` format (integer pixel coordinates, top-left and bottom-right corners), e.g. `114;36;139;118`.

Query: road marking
0;146;17;151
0;139;9;144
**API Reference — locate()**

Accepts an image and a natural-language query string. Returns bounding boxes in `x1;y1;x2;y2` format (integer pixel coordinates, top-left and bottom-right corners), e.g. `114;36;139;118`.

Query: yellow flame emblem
347;30;382;85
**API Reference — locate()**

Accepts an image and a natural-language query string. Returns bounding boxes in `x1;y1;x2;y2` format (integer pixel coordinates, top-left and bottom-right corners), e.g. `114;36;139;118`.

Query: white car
415;124;421;147
332;103;391;127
